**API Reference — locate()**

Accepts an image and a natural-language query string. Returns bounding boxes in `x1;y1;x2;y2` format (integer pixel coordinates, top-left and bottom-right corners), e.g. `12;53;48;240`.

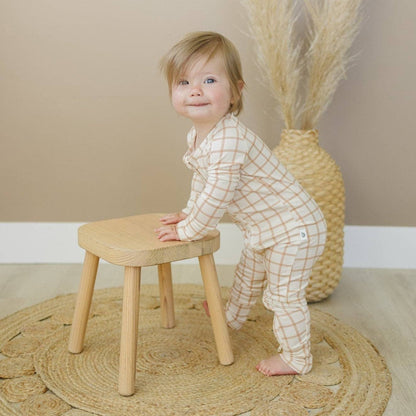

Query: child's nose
190;85;202;96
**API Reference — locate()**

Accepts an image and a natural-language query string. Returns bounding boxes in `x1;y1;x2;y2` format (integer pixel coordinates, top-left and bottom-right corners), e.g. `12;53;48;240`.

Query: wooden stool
68;214;233;396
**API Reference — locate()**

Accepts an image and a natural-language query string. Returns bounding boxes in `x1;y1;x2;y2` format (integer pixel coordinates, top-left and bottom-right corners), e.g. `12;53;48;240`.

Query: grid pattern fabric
177;113;325;250
225;220;326;374
176;113;327;373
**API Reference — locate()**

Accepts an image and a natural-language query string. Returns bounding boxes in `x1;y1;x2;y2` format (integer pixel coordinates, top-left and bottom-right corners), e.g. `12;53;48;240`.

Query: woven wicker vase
274;129;345;302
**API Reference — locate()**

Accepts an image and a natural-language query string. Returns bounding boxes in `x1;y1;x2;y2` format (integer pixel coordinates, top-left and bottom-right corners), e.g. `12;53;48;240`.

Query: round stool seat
78;213;220;267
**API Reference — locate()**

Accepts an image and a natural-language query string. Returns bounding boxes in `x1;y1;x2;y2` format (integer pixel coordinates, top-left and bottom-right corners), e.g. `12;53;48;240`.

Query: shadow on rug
0;284;391;416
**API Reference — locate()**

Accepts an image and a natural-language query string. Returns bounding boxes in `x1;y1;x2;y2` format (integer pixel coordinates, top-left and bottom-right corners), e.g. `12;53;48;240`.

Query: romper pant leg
225;245;266;330
262;222;326;374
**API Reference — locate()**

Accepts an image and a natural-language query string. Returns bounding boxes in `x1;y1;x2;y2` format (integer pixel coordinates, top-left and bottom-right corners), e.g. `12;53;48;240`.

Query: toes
256;360;269;376
256;356;299;376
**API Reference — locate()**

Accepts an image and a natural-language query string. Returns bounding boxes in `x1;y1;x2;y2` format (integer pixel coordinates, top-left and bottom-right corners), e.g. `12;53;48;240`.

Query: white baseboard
0;222;415;269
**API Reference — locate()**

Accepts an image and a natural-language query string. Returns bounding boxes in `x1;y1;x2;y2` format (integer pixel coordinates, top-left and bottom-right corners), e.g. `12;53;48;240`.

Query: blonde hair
160;31;245;115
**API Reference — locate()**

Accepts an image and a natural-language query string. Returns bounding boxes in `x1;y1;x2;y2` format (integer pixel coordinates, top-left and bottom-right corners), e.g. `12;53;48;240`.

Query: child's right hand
159;212;187;225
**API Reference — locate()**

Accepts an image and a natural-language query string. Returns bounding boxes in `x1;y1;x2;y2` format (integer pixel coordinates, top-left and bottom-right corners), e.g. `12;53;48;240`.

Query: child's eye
204;78;216;84
178;80;189;85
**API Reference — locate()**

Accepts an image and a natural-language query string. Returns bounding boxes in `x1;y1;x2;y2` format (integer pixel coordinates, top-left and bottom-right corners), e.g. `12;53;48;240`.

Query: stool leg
158;263;175;329
198;254;234;366
119;266;141;396
68;251;99;354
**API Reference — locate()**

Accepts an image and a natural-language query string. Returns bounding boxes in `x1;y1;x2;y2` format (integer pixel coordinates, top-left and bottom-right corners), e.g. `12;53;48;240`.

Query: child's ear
231;80;244;104
231;80;245;107
237;80;245;93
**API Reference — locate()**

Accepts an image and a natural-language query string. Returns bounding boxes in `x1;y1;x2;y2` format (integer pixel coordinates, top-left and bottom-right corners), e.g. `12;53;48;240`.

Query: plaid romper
176;113;327;374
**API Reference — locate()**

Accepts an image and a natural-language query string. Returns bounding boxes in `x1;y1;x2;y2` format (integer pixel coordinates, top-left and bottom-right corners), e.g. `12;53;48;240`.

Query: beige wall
1;0;415;226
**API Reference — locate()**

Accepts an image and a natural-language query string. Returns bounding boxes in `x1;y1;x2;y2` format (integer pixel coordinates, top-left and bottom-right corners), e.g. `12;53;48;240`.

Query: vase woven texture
274;129;345;302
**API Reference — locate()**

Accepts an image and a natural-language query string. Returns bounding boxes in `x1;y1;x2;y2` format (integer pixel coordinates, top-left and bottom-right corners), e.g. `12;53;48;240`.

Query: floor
0;264;415;416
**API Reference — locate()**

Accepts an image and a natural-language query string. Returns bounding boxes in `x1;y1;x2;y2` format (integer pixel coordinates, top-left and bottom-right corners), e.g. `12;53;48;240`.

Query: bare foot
202;300;210;317
256;355;298;376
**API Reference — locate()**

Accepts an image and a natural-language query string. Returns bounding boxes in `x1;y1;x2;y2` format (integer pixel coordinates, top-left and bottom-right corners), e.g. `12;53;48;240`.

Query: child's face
171;52;234;132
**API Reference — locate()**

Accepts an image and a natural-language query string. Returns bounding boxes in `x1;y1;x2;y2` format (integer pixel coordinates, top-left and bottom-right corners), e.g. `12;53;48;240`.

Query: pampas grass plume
243;0;363;130
243;0;303;129
302;0;363;129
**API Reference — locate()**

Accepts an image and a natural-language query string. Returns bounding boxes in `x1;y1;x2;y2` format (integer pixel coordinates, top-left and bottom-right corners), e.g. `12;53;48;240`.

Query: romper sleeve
176;129;247;241
182;170;205;216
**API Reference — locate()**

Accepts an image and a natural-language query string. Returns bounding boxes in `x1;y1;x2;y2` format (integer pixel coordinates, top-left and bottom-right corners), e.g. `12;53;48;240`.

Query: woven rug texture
0;284;391;416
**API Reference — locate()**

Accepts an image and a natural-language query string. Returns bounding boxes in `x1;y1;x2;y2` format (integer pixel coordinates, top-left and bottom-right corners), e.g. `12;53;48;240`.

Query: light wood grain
199;254;234;365
70;214;230;396
119;266;141;396
158;263;175;329
78;214;220;267
68;251;99;354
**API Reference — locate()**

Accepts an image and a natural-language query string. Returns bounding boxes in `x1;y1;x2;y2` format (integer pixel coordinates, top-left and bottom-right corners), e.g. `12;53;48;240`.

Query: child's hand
155;225;180;242
160;212;187;225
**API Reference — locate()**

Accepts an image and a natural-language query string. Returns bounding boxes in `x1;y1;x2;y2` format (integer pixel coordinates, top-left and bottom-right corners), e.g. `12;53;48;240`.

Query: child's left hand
155;225;180;242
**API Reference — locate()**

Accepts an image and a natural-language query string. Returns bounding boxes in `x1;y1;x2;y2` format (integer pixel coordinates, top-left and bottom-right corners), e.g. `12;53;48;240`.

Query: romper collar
186;113;235;154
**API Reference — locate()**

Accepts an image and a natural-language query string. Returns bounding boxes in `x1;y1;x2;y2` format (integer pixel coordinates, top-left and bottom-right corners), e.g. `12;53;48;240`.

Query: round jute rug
0;285;391;416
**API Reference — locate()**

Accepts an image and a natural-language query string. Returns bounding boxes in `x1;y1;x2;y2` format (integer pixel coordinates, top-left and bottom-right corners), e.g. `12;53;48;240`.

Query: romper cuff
176;223;191;241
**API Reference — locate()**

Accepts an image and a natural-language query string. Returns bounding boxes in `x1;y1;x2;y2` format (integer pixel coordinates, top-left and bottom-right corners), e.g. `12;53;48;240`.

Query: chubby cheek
213;89;233;113
171;90;185;114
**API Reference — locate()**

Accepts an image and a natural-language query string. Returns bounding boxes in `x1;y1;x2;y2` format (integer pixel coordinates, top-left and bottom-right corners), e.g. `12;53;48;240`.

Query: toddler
155;31;327;376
